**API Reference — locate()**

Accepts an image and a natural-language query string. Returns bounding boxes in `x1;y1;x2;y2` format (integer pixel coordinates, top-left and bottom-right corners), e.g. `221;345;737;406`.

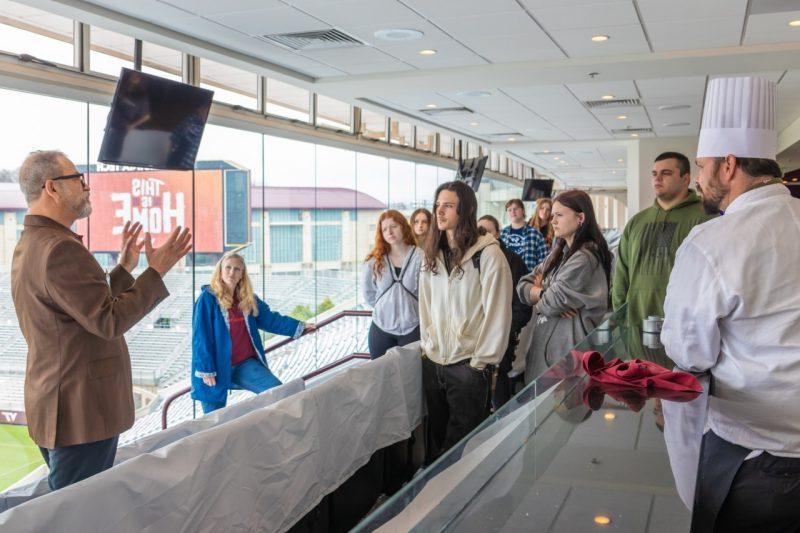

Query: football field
0;425;43;492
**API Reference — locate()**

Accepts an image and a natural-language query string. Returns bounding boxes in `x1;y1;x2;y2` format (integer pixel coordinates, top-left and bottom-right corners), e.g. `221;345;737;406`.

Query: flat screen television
457;156;488;192
522;178;554;201
98;68;214;170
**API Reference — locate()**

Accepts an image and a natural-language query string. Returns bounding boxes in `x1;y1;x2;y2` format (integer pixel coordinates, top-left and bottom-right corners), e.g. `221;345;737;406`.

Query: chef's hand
202;375;216;387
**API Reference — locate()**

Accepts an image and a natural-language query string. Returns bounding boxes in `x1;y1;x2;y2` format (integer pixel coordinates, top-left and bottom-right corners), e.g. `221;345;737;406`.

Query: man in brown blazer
11;150;192;491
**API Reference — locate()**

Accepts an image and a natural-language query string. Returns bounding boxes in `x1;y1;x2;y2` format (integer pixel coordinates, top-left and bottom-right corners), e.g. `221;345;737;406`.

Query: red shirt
228;296;257;366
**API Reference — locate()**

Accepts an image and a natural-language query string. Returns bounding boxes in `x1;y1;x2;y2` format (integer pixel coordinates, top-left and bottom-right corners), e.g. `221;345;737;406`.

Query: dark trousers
39;435;118;491
422;357;491;465
492;321;524;411
693;431;800;532
368;322;420;359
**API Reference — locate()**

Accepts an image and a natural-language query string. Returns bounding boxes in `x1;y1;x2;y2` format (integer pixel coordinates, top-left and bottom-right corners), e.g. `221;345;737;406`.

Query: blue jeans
200;357;282;414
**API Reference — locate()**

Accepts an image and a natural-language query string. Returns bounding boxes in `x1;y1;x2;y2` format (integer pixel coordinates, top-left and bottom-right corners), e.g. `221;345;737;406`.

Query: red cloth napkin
581;351;702;393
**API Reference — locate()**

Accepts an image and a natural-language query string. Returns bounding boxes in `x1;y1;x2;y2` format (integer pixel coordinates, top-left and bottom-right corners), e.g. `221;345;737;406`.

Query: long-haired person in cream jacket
419;180;512;463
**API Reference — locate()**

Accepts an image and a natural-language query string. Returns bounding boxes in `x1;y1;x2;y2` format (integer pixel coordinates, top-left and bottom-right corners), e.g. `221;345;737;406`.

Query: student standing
501;198;548;272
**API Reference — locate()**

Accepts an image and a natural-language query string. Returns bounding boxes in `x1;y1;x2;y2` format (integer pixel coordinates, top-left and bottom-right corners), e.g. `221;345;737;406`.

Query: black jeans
422;357;491;465
368;322;420;359
492;321;524;411
39;435;118;491
714;450;800;532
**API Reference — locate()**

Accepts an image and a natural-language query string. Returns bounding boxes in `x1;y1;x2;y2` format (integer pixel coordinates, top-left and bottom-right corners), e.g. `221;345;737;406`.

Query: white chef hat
697;76;777;160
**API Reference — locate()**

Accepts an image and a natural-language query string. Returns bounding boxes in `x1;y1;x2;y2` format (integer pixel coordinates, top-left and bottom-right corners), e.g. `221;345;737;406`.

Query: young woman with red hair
362;209;422;359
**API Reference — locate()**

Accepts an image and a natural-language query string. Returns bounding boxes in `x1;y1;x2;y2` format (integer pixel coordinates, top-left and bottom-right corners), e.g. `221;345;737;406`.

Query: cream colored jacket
419;233;512;370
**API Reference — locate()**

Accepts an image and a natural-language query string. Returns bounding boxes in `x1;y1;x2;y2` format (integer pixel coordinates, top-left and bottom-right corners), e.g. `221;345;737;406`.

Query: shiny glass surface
355;305;708;532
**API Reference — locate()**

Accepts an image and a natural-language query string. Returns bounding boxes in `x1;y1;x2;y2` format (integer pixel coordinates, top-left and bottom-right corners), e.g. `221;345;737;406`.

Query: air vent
260;29;364;51
611;127;653;134
532;150;565;156
487;132;522;138
584;98;642;109
420;106;473;116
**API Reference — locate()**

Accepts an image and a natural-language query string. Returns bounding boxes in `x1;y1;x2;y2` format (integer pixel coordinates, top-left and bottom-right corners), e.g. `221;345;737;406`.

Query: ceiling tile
209;6;329;36
299;46;397;66
293;0;423;28
637;0;747;22
549;24;650;57
636;76;707;99
566;80;639;101
743;10;800;45
531;2;640;31
646;18;743;51
157;0;285;17
402;0;522;18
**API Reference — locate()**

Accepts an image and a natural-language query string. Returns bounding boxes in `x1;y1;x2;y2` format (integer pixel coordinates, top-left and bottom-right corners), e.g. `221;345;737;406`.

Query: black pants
492;321;524;411
693;431;800;532
368;322;420;359
39;435;118;491
422;357;491;465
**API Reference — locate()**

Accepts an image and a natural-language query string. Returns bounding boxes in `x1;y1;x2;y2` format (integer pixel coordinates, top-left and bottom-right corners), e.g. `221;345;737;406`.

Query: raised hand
119;221;144;273
144;226;192;276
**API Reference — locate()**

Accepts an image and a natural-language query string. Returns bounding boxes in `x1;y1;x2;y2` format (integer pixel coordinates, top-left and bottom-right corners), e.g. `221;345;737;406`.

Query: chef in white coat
661;76;800;532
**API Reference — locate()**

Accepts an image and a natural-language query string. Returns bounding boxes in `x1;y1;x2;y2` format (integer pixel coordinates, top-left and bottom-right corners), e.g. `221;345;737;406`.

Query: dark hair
423;180;479;276
655;151;691;176
714;156;782;179
541;190;612;288
504;198;525;216
478;214;501;234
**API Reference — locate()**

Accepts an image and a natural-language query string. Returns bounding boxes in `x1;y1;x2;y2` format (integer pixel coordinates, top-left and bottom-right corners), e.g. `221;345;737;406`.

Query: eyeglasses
42;172;86;189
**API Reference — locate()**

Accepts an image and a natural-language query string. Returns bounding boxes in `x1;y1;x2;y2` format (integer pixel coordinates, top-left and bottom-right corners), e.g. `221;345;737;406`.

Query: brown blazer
11;215;169;448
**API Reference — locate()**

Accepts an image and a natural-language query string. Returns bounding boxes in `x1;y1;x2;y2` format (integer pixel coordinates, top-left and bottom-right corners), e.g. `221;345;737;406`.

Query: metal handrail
160;309;372;429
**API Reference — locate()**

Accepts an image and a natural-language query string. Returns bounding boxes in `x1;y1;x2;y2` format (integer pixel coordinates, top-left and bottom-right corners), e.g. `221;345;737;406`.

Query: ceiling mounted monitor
457;156;488;192
98;68;213;170
522;179;554;201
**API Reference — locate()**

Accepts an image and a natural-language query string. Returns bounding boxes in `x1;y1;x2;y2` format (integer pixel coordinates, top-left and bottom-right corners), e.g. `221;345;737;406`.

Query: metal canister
642;315;664;334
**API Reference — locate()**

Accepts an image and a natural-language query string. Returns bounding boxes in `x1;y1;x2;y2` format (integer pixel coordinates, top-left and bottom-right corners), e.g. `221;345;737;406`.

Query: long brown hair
423;180;480;276
410;208;432;246
210;253;259;316
540;190;612;287
364;209;416;279
528;198;554;246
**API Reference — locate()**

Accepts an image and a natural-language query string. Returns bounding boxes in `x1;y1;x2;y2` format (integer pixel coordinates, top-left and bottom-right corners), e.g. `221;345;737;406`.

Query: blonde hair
210;253;259;316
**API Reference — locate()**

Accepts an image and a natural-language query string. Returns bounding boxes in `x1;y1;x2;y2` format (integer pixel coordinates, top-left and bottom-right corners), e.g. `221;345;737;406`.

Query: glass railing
355;304;701;532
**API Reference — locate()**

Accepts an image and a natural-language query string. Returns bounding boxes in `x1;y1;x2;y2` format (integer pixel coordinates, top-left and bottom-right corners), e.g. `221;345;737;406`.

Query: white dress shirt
662;183;800;457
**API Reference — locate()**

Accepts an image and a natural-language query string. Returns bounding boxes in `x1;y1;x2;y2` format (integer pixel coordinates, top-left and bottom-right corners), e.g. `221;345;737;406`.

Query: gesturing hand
202;375;216;387
119;221;144;273
144;226;192;276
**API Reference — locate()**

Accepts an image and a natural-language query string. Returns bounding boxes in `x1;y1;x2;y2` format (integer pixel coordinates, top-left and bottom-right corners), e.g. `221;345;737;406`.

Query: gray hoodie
362;246;422;336
517;245;609;383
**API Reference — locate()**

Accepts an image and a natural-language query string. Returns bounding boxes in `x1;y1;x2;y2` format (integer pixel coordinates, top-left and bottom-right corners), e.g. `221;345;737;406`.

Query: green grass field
0;425;44;492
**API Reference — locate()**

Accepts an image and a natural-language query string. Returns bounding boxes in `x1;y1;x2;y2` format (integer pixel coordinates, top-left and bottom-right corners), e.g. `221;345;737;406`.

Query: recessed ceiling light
469;121;479;126
591;34;610;42
663;121;691;127
617;158;624;162
611;170;617;175
425;103;437;108
594;516;612;525
418;49;437;55
554;156;560;160
543;149;550;153
630;133;639;137
658;104;691;111
616;115;627;120
604;412;617;421
601;94;615;100
374;29;424;41
508;137;516;142
790;20;800;27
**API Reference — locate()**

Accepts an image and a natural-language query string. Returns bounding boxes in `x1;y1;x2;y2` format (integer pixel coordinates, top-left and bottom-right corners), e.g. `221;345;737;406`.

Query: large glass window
0;1;73;66
89;27;134;77
200;58;257;109
439;134;454;158
415;127;435;152
390;120;413;147
316;95;351;131
142;42;182;81
359;109;386;142
266;78;310;122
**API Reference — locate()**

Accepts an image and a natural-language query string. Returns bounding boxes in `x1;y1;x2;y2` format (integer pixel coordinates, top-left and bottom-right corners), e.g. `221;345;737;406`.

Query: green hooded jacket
612;190;715;329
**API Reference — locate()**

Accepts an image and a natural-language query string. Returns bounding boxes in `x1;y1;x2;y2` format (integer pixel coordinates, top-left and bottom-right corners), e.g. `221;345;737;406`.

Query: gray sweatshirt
517;245;609;383
362;247;422;336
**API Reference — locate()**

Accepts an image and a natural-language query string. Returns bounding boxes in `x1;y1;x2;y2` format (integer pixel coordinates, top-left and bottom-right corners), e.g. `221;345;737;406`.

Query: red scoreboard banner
76;169;224;253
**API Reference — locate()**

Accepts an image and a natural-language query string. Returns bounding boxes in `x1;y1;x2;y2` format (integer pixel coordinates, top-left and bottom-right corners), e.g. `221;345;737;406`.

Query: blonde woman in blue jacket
191;253;312;414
